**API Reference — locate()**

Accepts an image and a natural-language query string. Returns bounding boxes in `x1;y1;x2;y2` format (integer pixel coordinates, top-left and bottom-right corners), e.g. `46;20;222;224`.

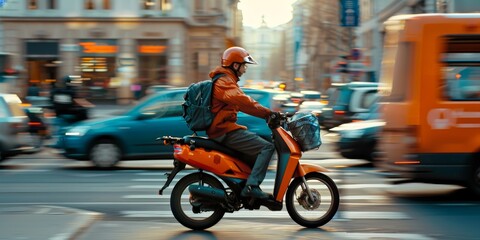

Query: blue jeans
213;129;275;186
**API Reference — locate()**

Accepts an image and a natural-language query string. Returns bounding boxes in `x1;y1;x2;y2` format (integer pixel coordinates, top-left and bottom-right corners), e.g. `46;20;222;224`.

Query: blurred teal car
57;88;278;168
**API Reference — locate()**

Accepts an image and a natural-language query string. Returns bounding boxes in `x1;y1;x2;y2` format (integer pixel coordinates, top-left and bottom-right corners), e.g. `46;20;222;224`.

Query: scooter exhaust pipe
188;185;227;203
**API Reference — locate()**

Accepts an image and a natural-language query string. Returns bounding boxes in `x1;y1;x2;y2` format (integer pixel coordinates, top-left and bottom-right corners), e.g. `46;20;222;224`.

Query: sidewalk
0;205;102;240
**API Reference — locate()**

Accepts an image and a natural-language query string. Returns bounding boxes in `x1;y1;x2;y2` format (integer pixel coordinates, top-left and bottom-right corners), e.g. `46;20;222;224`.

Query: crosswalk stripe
127;180;368;190
339;183;390;189
0;201;467;207
134;171;359;176
120;210;410;220
0;169;50;173
131;178;345;184
331;232;435;240
122;194;389;201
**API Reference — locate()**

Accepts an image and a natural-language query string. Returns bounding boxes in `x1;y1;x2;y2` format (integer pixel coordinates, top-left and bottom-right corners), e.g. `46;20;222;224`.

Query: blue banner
340;0;359;27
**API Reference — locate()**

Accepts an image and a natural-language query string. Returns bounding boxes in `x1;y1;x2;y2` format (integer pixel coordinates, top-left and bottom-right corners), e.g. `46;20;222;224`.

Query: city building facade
241;18;284;89
287;0;352;92
0;0;242;102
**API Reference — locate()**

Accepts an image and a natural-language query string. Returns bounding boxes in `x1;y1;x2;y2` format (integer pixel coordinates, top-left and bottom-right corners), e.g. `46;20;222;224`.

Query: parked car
321;82;379;129
55;88;280;168
0;94;36;161
330;100;382;161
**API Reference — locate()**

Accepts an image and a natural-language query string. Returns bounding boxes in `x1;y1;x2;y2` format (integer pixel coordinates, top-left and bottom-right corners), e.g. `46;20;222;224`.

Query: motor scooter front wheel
286;172;339;228
170;172;226;230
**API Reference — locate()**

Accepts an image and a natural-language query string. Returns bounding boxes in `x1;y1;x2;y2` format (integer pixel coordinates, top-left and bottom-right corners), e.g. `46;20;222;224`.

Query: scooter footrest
260;199;283;211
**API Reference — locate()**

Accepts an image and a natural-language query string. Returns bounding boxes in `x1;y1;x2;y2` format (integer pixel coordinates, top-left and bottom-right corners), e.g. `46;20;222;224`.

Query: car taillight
394;159;420;165
334;110;345;115
28;122;42;126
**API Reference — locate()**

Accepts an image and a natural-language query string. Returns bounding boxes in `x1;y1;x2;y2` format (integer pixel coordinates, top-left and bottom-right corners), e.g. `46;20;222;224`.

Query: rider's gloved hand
275;111;283;118
267;112;282;127
269;111;282;120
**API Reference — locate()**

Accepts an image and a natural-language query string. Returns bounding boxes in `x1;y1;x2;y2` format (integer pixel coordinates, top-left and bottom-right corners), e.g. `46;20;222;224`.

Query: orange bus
377;14;480;195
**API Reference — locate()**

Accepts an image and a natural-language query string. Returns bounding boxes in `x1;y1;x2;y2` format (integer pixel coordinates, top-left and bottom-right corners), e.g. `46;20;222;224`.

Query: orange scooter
158;113;339;230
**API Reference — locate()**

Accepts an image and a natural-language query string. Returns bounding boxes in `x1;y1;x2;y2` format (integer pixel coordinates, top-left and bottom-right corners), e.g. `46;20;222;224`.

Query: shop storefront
137;39;168;96
77;39;117;100
25;39;60;86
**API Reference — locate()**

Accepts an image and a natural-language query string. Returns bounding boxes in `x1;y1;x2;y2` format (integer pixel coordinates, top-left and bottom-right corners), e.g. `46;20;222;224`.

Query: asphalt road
1;147;479;240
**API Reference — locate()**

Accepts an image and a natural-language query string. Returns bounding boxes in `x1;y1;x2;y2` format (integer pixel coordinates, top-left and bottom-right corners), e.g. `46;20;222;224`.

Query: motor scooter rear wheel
286;172;339;228
170;172;226;230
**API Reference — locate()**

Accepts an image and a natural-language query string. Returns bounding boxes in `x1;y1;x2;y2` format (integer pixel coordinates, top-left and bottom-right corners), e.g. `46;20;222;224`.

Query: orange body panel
174;144;251;179
295;163;329;178
274;128;302;201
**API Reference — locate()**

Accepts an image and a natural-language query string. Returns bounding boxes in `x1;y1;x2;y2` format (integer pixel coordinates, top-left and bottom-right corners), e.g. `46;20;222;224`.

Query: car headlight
65;126;91;136
341;129;364;138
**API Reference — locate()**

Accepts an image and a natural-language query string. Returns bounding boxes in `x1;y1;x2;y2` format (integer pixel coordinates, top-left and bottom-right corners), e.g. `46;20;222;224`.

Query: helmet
61;75;73;84
59;75;79;87
221;47;258;67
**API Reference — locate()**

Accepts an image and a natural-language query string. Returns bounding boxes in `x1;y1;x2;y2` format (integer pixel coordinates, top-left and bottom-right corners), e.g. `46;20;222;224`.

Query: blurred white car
0;94;35;161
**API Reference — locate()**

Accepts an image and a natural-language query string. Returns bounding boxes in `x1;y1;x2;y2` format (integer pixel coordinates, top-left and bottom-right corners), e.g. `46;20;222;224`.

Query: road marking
340;195;389;201
0;169;50;173
339;183;391;189
1;201;472;208
128;184;343;190
123;195;170;199
331;232;435;240
120;210;410;220
122;194;389;201
134;171;359;176
340;211;409;219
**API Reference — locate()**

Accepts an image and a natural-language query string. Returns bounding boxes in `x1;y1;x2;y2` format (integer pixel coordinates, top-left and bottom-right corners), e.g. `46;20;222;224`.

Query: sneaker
241;185;270;199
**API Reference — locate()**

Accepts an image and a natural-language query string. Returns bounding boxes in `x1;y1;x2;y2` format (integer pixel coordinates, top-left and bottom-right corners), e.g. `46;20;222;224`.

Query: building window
144;0;155;10
103;0;111;9
194;0;205;13
85;0;95;10
28;0;38;10
210;0;222;12
47;0;56;9
160;0;171;11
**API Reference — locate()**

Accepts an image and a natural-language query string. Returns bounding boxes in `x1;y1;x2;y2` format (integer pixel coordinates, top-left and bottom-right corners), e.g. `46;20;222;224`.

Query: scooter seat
183;136;241;157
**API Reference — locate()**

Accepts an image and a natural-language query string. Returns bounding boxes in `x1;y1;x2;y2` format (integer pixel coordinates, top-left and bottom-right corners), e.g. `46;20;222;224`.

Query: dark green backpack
182;74;224;132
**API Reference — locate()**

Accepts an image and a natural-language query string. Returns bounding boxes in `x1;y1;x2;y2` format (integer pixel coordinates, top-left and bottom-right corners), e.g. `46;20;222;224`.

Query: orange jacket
206;66;272;138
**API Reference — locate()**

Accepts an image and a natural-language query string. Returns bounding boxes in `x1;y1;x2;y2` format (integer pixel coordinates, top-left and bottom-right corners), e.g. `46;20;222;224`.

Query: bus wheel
468;155;480;197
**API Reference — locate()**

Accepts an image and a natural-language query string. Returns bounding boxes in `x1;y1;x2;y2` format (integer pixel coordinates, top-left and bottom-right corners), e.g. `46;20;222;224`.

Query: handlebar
270;112;294;119
267;112;294;128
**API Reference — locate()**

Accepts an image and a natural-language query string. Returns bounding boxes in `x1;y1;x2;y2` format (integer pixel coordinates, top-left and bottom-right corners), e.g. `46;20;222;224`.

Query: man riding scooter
49;75;94;147
207;46;279;199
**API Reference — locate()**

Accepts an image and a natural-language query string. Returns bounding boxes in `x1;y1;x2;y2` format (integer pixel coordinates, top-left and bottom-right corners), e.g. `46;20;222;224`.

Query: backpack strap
212;73;225;82
200;73;225;136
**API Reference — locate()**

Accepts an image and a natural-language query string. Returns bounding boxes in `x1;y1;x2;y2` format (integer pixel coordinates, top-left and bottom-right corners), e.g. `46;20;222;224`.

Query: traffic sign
340;0;359;27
